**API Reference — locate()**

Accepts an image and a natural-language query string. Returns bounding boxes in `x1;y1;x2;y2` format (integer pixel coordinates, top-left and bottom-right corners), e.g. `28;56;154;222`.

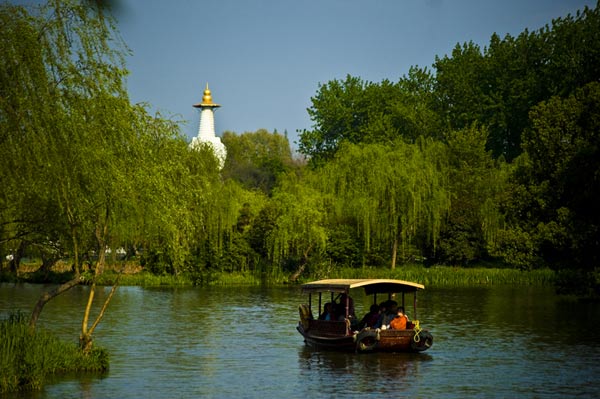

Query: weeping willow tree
146;138;270;276
318;139;450;268
0;0;190;352
266;172;329;280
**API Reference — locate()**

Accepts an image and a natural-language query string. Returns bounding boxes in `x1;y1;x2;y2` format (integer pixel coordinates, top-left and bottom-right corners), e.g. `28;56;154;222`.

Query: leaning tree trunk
29;212;84;331
289;244;313;283
29;277;81;331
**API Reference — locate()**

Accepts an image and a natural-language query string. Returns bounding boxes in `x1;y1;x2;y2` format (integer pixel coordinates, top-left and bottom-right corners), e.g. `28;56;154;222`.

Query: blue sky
89;1;599;148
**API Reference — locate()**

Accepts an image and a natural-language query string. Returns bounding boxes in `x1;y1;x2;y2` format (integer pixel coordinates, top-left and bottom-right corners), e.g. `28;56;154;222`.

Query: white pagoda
189;83;226;168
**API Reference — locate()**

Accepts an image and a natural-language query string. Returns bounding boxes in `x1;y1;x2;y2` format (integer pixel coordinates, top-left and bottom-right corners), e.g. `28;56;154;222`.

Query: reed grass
321;265;555;287
97;270;194;287
95;270;291;287
0;312;108;393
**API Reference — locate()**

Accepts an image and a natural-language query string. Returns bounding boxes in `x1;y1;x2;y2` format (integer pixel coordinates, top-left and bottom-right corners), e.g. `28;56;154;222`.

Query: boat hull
297;321;433;353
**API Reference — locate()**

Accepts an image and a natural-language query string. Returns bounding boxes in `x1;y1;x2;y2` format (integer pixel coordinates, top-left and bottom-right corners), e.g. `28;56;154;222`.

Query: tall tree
299;71;443;164
299;75;368;164
435;124;508;264
433;3;600;160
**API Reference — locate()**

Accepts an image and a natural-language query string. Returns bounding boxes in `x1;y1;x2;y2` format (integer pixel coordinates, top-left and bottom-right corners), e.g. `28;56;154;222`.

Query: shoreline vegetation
1;260;556;288
0;312;108;394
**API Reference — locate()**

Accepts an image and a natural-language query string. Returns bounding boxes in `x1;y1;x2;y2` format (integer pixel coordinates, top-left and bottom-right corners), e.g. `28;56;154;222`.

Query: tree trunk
391;237;398;270
289;244;312;283
79;333;93;353
289;263;306;283
80;276;119;353
80;208;119;354
8;240;26;274
71;224;81;276
29;277;81;331
38;246;60;279
80;221;107;353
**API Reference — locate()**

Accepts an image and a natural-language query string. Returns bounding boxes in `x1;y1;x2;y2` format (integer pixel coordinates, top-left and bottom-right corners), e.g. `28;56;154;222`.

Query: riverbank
1;260;555;288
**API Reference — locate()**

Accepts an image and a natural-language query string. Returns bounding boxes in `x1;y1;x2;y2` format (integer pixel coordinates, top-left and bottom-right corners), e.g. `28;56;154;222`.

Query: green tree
222;129;293;194
298;75;368;164
433;41;488;133
433;3;600;160
501;82;600;294
525;82;600;269
392;66;444;142
434;124;508;265
298;71;442;164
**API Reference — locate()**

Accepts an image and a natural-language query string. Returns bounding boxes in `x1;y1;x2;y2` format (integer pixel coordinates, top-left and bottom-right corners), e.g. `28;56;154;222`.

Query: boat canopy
301;279;424;296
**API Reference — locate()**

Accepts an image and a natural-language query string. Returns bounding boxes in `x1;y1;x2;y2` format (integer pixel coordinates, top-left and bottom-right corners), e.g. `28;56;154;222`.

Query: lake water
1;282;599;398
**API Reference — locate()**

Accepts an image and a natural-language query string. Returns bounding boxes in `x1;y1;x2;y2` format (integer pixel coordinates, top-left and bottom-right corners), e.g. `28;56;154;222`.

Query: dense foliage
1;1;599;298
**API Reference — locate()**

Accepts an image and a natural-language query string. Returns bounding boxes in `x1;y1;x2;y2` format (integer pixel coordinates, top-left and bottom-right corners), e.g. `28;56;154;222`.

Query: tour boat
297;279;433;353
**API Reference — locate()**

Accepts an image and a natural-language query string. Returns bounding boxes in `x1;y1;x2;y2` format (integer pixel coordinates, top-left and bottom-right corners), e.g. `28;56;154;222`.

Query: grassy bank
0;313;108;393
3;260;556;287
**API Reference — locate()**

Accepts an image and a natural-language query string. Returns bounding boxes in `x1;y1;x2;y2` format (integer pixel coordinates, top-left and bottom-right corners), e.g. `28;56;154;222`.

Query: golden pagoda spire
193;82;220;108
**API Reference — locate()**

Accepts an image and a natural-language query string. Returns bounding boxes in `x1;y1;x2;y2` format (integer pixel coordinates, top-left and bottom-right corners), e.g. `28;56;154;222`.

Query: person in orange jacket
390;306;408;330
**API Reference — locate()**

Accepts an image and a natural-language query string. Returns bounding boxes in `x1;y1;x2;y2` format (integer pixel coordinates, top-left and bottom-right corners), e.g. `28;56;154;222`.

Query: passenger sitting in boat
334;303;347;321
359;304;381;329
373;302;386;328
318;302;335;321
336;293;356;319
390;307;408;330
375;300;398;328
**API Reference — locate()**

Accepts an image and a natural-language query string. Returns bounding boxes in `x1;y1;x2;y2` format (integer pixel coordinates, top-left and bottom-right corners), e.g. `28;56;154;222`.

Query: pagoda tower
189;83;227;168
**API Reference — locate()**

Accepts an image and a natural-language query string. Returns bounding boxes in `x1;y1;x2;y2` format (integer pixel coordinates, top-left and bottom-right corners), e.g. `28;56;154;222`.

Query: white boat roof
301;279;424;295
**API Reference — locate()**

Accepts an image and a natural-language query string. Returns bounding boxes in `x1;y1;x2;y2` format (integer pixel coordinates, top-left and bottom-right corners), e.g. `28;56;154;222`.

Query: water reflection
297;347;435;397
298;346;433;377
